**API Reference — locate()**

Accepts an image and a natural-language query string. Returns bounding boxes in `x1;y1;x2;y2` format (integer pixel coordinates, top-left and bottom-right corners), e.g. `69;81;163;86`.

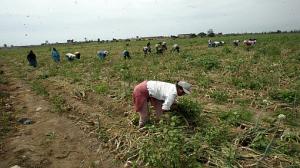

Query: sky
1;0;300;46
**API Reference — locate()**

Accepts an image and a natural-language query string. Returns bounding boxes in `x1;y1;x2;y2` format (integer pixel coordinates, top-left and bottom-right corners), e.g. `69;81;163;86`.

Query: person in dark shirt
27;50;37;67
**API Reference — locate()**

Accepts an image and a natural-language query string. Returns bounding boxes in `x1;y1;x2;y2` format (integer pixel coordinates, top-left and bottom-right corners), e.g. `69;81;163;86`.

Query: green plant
137;118;186;167
219;109;253;126
210;90;228;103
172;98;202;126
196;74;212;88
192;56;220;71
50;95;67;113
31;81;49;96
94;83;109;94
222;47;231;54
270;89;299;104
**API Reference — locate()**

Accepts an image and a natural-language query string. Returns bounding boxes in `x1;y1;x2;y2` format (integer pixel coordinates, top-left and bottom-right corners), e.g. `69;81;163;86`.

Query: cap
178;81;191;94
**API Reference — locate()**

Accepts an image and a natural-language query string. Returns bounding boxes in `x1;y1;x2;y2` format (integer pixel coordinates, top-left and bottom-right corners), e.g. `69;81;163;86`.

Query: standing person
51;48;60;63
133;80;191;128
27;50;37;67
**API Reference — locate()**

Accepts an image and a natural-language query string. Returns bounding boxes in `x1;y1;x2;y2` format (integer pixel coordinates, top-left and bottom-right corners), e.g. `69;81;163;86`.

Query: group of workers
26;43;191;129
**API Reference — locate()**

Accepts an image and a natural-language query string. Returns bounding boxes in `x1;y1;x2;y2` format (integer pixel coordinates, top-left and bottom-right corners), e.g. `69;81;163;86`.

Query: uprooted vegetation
0;33;299;167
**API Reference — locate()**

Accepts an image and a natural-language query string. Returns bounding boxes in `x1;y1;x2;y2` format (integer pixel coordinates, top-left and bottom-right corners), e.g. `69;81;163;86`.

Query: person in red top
133;80;191;128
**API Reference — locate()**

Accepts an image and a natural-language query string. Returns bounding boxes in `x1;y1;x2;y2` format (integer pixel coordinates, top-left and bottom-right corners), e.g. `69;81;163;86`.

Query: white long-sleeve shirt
147;81;177;110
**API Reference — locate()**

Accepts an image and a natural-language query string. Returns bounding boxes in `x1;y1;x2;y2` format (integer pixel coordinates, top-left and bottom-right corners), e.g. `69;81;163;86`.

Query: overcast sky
1;0;299;46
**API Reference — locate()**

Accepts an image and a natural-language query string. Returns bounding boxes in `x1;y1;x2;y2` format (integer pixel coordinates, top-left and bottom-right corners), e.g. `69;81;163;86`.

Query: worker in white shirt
133;80;191;128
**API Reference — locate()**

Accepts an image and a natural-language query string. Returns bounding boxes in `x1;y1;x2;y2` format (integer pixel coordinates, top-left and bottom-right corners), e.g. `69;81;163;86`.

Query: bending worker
133;80;191;128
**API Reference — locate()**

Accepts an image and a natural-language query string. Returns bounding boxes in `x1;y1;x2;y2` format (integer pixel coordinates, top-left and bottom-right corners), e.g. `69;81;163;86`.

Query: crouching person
65;52;81;61
122;50;131;59
27;50;37;67
133;80;191;128
171;44;180;53
74;52;80;59
65;53;76;61
97;50;108;60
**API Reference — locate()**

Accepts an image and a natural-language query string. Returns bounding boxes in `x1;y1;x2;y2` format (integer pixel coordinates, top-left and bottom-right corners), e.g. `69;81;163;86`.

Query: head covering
178;81;191;94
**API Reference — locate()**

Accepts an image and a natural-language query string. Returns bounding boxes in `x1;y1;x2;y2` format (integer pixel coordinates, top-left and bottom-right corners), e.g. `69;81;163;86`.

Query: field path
0;64;119;168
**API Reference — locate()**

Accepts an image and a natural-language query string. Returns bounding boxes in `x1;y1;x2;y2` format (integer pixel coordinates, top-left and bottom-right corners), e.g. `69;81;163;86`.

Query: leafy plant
172;98;202;126
94;83;109;94
219;109;253;126
210;90;228;103
192;56;220;71
31;80;49;96
50;95;67;113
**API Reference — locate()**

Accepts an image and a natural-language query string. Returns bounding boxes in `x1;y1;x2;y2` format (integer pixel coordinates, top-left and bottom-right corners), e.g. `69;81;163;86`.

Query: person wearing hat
133;80;191;128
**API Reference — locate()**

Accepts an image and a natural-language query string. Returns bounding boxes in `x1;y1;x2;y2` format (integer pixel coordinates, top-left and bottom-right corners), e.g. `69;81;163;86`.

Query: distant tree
97;38;100;42
207;29;215;37
190;33;197;38
3;44;7;48
198;32;206;37
84;37;87;42
171;35;178;39
218;32;223;36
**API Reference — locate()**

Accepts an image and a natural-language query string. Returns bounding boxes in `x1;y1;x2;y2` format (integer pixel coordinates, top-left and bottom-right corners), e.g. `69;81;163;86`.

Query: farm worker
133;80;191;128
65;53;76;61
51;48;60;63
97;50;108;60
122;50;131;59
27;50;37;67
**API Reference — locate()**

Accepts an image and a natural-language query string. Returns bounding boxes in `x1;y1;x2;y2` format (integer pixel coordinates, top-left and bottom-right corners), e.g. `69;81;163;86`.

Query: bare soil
0;65;119;168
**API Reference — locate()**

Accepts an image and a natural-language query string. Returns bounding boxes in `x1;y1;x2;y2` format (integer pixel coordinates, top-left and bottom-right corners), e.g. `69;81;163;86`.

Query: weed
137;119;186;167
270;89;299;105
172;97;202;126
219;109;253;126
31;81;49;96
196;74;212;88
222;47;231;54
192;55;220;71
94;83;109;94
50;95;67;113
0;74;8;84
210;90;228;103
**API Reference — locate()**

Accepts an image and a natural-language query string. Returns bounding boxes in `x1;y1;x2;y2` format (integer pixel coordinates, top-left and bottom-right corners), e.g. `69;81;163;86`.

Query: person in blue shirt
97;50;108;60
51;48;60;63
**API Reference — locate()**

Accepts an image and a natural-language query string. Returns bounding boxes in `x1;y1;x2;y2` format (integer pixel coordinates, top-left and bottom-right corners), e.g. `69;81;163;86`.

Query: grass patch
219;109;253;126
31;81;49;96
210;90;229;103
50;95;68;113
94;83;109;94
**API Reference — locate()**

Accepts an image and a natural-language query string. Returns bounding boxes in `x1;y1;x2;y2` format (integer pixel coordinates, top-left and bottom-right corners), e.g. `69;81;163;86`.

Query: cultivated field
1;33;300;167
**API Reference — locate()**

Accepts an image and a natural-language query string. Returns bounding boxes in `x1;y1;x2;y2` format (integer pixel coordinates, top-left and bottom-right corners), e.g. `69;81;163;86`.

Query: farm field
0;33;300;167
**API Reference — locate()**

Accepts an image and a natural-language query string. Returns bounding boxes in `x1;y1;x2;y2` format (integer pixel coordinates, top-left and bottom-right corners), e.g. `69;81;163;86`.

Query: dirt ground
0;65;119;168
